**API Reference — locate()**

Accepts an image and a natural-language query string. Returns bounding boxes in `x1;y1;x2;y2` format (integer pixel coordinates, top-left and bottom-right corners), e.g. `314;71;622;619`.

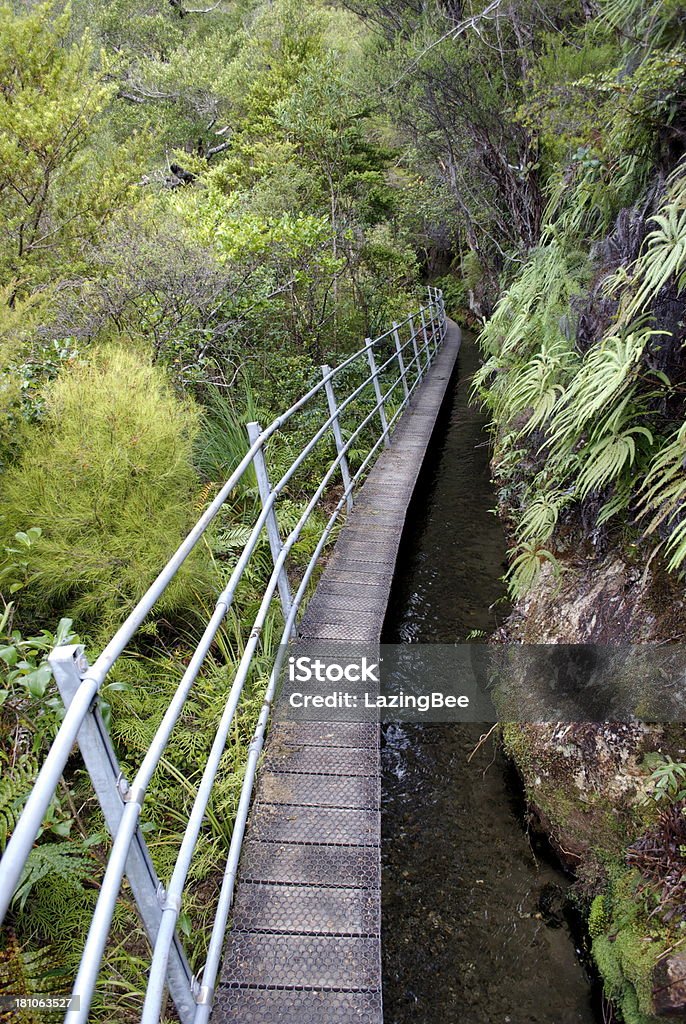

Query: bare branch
384;0;504;92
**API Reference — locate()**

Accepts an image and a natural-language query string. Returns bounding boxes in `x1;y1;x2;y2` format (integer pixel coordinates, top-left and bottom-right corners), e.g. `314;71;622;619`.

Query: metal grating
267;722;378;749
211;322;461;1024
220;933;381;991
266;745;377;776
297;620;382;643
256;772;380;810
212;987;382;1024
230;883;379;936
248;804;380;846
238;841;381;888
298;593;387;618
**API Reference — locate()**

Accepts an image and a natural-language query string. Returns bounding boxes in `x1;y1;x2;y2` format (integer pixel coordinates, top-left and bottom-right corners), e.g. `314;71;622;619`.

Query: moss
502;724;640;863
590;867;670;1024
589;894;610;938
592;931;657;1024
502;726;681;1023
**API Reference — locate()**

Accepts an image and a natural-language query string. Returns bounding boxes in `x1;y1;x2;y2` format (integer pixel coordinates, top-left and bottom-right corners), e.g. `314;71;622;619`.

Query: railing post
392;322;410;405
246;422;294;630
429;302;440;357
419;308;432;370
321;365;353;513
408;315;423;386
47;645;196;1024
365;338;391;448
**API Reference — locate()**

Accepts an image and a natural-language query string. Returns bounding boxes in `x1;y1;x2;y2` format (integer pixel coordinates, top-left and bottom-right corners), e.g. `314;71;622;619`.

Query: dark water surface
381;335;597;1024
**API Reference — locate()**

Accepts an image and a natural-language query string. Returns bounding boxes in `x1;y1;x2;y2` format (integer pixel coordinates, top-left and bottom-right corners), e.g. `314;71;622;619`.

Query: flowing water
381;334;599;1024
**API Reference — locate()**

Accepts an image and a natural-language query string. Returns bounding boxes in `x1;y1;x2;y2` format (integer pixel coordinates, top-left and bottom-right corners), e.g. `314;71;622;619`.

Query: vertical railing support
365;338;391;447
392;322;410;405
429;302;440;358
409;315;423;386
246;422;294;632
419;309;432;371
321;365;353;513
47;645;196;1024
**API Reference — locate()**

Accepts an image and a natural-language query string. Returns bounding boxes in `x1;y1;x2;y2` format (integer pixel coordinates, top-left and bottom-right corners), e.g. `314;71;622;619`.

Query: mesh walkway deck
212;321;461;1023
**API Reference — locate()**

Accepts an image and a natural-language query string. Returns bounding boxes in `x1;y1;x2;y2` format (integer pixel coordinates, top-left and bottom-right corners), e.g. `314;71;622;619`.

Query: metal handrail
0;288;448;1024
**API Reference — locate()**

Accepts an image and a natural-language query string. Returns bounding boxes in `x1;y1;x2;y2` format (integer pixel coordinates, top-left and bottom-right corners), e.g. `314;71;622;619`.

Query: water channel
380;333;599;1024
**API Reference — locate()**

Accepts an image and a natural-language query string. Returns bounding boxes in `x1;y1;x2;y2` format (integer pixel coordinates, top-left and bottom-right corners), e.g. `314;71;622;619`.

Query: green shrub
0;346;210;629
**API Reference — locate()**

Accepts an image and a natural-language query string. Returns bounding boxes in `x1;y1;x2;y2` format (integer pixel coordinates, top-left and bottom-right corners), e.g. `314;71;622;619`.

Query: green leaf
0;645;18;666
23;664;53;698
53;618;75;646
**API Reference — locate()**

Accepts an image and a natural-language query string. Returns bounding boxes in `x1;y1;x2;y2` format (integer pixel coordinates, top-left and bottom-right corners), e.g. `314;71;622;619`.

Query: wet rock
652;953;686;1017
502;720;656;867
537;881;566;927
495;552;685;646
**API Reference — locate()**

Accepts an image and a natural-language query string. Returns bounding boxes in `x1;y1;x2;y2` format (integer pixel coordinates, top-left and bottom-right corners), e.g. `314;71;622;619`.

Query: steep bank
494;555;686;1024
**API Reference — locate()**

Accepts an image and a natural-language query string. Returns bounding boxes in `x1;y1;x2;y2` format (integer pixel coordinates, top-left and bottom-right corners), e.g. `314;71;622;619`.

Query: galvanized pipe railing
0;288;448;1024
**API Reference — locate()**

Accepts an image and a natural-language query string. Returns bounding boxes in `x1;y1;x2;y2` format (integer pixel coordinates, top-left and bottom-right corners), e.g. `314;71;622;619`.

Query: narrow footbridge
0;291;460;1024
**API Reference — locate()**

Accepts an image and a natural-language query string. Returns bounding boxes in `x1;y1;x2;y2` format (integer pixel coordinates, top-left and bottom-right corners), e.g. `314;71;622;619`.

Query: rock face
498;554;684;645
503;721;656;867
653;955;686;1018
497;551;686;1023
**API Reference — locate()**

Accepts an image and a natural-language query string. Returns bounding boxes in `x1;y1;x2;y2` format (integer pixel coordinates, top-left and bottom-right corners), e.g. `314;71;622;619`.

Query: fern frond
639;420;686;569
507;543;561;600
13;842;90;912
0;934;67;1006
517;490;570;544
0;756;39;851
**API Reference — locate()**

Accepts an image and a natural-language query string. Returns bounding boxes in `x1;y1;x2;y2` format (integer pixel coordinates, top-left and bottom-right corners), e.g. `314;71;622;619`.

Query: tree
0;2;142;291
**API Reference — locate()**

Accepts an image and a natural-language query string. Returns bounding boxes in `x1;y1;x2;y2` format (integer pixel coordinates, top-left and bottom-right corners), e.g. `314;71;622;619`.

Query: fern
12;843;90;912
546;334;648;463
497;340;578;433
639;420;686;570
507;543;561;600
596;482;634;526
574;395;655;498
0;934;67;1009
517;489;570;545
626;206;686;316
0;756;38;851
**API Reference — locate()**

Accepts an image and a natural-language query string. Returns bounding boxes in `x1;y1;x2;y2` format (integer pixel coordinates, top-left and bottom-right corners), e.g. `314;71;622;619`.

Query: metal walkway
213;322;461;1023
0;291;456;1024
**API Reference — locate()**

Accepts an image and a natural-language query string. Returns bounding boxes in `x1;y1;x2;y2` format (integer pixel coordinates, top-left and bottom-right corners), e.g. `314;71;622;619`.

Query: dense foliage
466;3;686;604
2;0;686;1021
